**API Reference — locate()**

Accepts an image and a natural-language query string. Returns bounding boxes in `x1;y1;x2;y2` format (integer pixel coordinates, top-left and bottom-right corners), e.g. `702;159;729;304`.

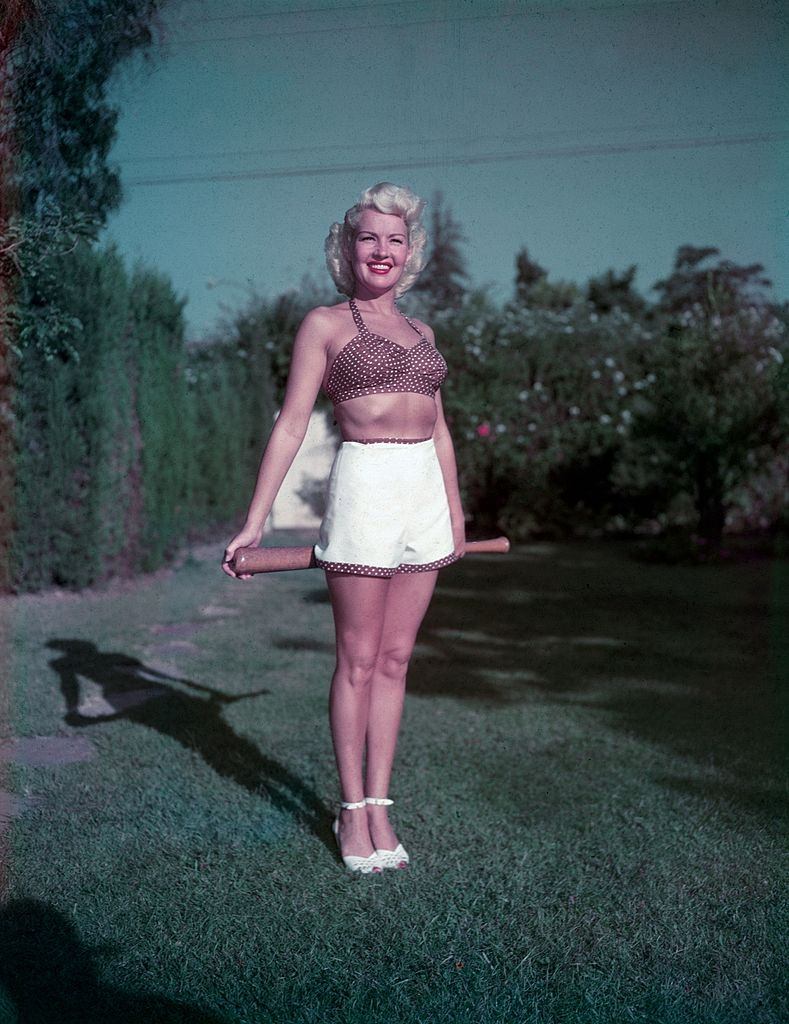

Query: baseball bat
230;536;510;575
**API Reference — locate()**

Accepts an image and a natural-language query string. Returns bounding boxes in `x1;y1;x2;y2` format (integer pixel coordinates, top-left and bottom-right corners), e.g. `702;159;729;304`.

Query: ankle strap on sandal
365;796;393;806
339;799;367;810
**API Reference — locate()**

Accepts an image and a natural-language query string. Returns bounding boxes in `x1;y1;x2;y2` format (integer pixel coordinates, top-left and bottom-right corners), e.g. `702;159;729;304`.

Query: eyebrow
357;230;406;238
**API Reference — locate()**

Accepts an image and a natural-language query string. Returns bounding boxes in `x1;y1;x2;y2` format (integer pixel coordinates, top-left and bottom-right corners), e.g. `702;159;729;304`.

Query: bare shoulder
296;303;346;346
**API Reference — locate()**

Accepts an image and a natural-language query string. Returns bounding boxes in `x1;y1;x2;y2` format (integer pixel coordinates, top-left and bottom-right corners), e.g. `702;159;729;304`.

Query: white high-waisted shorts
313;438;458;577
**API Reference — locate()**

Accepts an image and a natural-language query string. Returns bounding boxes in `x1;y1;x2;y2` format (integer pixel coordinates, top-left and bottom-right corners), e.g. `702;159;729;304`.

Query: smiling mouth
368;263;392;273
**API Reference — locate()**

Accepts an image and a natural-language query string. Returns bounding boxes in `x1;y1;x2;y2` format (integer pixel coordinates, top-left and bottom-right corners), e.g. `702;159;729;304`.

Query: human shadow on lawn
0;898;229;1023
47;639;326;836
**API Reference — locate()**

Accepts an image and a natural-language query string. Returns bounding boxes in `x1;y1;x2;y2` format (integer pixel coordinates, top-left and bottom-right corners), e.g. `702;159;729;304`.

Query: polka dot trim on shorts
324;298;448;406
345;436;432;444
314;551;459;577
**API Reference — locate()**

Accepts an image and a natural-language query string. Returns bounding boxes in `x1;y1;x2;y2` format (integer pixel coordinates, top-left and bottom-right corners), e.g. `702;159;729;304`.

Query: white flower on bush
621;409;632;422
599;414;611;425
613;369;625;383
646;372;656;383
591;369;601;379
528;422;537;432
496;423;507;434
569;405;580;416
533;381;544;392
604;356;616;368
519;389;530;400
767;346;784;364
616;424;627;435
617;385;628;396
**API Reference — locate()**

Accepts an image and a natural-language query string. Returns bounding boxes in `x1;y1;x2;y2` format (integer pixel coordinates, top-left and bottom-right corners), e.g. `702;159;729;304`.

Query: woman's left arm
433;389;467;559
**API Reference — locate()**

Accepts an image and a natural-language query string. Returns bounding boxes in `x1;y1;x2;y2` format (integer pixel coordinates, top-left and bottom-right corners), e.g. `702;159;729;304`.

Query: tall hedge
131;265;190;571
13;243;135;589
10;244;275;591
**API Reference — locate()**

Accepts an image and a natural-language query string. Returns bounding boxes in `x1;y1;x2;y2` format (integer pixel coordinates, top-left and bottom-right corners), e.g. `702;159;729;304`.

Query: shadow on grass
0;899;228;1023
408;543;785;815
47;639;327;837
273;636;334;654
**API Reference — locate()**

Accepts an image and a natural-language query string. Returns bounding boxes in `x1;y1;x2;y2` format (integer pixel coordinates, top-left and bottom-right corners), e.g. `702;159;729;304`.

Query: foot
366;802;400;853
336;805;377;861
366;800;408;867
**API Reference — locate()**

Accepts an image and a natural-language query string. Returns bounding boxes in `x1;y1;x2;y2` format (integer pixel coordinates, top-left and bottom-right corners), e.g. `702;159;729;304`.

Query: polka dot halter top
324;298;448;406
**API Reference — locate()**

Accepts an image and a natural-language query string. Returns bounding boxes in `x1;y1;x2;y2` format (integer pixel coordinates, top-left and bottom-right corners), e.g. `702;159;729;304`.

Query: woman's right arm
222;306;332;578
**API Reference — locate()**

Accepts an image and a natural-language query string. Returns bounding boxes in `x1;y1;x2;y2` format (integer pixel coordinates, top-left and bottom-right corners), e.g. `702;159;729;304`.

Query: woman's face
350;209;409;294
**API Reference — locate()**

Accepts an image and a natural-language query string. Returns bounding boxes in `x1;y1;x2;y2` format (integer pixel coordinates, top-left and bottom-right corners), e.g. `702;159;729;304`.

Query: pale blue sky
105;0;788;337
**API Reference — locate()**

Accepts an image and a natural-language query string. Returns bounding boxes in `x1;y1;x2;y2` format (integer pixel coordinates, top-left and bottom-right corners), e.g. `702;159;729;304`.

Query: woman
221;182;466;874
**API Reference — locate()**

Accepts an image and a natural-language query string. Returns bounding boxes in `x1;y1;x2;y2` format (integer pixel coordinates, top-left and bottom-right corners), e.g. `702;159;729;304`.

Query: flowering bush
615;303;787;546
436;292;652;537
436;291;787;543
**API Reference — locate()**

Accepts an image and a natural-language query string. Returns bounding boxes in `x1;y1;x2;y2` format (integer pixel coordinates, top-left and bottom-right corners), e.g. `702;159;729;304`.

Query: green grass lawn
1;538;786;1024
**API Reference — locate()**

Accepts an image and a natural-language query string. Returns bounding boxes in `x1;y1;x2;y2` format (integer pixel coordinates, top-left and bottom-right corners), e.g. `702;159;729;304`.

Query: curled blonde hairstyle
325;182;428;298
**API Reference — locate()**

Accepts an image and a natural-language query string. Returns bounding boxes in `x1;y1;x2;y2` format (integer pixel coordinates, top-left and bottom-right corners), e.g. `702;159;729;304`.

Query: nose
372;240;390;258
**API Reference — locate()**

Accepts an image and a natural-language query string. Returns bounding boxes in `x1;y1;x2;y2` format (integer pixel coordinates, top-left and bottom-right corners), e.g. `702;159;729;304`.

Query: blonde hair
325;182;428;298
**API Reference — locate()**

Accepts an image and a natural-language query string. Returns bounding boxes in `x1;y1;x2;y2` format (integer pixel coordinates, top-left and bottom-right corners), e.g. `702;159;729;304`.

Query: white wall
268;409;338;531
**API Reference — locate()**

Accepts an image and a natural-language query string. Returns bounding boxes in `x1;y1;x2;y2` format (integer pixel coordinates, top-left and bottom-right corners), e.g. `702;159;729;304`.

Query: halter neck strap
349;298;425;340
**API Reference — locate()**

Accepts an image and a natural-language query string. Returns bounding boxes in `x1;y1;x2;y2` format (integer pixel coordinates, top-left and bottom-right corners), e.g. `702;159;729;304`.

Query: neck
351;288;398;314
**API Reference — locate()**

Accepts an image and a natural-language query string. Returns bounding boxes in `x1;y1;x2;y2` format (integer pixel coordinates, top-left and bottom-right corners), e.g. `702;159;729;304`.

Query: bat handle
465;536;510;554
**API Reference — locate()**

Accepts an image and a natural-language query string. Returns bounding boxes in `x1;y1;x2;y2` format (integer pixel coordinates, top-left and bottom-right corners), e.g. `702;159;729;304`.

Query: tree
1;0;163;589
652;245;772;320
586;265;647;317
215;272;335;407
513;246;580;310
411;191;468;315
2;0;163;357
619;284;787;550
514;246;547;303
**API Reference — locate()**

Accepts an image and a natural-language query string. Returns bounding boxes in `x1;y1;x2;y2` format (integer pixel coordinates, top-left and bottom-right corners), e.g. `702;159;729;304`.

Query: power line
180;0;428;26
116;118;788;165
173;0;708;46
125;130;789;187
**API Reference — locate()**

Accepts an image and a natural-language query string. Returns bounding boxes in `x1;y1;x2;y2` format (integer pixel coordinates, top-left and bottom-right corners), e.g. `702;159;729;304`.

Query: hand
451;519;467;560
221;525;263;580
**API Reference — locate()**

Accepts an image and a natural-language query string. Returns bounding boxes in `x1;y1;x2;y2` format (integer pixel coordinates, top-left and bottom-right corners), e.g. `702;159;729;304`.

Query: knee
337;651;378;690
376;645;412;682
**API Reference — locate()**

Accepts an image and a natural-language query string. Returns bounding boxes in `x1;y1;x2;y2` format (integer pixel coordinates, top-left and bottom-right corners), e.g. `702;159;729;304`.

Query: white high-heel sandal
332;799;382;874
366;797;410;869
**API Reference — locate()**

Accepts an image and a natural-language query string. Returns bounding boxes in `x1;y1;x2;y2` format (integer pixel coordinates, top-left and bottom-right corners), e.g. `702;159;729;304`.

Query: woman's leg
365;570;439;852
325;571;390;859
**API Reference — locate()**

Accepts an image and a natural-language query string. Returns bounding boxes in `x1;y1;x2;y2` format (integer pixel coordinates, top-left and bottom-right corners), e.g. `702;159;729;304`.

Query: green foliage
652;244;773;318
1;0;163;359
514;246;547;303
436;268;786;547
130;265;189;570
437;291;651;537
183;337;275;531
12;243;135;589
215;274;335;407
411;191;469;316
617;304;787;547
586;264;647;318
1;0;163;587
10;244;276;591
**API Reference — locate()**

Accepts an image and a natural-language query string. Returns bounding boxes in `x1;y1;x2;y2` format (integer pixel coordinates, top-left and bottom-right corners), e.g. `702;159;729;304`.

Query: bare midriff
333;392;438;442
